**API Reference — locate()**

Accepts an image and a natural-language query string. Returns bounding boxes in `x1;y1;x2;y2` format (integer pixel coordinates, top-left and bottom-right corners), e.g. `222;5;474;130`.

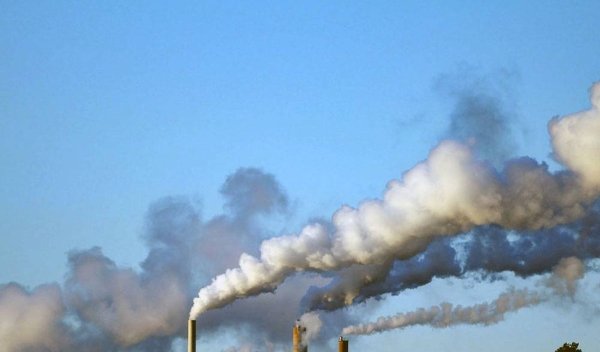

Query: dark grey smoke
220;167;289;221
302;238;461;311
436;66;520;164
198;168;290;274
342;256;586;336
301;211;599;312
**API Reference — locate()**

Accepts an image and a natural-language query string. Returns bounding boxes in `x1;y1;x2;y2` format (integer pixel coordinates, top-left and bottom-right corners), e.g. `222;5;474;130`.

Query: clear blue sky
1;1;599;351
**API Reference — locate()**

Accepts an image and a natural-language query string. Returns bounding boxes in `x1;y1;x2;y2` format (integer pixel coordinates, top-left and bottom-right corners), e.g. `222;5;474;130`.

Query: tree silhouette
556;342;581;352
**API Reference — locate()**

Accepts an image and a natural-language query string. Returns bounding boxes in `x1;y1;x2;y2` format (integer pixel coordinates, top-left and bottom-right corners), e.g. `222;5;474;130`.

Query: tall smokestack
188;320;196;352
338;336;348;352
293;322;307;352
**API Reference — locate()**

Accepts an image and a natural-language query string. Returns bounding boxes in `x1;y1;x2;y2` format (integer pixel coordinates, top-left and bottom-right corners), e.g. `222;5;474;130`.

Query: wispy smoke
341;257;585;336
436;66;521;165
190;81;600;320
544;257;585;298
342;288;541;336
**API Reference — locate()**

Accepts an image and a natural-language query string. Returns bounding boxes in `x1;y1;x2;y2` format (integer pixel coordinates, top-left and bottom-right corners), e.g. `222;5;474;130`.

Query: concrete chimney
188;320;196;352
338;336;348;352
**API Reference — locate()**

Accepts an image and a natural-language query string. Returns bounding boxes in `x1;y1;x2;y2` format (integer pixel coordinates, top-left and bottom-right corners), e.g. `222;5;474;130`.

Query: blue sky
1;1;600;352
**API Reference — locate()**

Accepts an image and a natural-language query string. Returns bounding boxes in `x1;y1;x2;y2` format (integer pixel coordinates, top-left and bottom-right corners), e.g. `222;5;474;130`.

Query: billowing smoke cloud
0;168;296;351
341;256;586;336
549;83;600;190
303;218;596;312
190;81;600;320
298;312;323;346
0;283;70;352
302;237;460;311
61;195;202;350
65;246;189;347
2;81;600;351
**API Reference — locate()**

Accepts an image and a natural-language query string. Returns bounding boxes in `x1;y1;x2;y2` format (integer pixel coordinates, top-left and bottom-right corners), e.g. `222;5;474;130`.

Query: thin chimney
293;321;307;352
338;336;348;352
188;320;196;352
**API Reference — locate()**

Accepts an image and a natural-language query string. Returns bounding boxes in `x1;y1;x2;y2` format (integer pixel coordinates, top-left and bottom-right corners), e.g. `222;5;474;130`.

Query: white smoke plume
549;83;600;190
190;81;600;320
298;312;324;346
341;256;587;336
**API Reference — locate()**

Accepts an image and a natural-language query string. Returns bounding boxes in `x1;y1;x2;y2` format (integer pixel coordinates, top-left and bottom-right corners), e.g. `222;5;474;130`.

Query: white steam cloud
297;312;324;346
190;81;600;320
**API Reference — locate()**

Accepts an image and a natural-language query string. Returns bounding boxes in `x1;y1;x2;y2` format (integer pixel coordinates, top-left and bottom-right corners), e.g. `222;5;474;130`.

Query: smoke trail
341;288;541;336
341;257;585;336
190;81;600;319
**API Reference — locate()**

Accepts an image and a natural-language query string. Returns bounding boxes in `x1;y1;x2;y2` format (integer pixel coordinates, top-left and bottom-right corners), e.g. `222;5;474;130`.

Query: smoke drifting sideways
341;257;585;336
190;81;600;320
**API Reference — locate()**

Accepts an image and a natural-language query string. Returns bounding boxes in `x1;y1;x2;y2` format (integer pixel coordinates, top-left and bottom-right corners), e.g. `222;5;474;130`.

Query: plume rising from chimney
190;81;600;322
293;322;307;352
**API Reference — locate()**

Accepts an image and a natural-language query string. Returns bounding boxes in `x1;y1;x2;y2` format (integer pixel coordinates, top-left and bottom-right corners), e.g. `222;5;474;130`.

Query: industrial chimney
293;322;308;352
338;336;348;352
188;320;196;352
